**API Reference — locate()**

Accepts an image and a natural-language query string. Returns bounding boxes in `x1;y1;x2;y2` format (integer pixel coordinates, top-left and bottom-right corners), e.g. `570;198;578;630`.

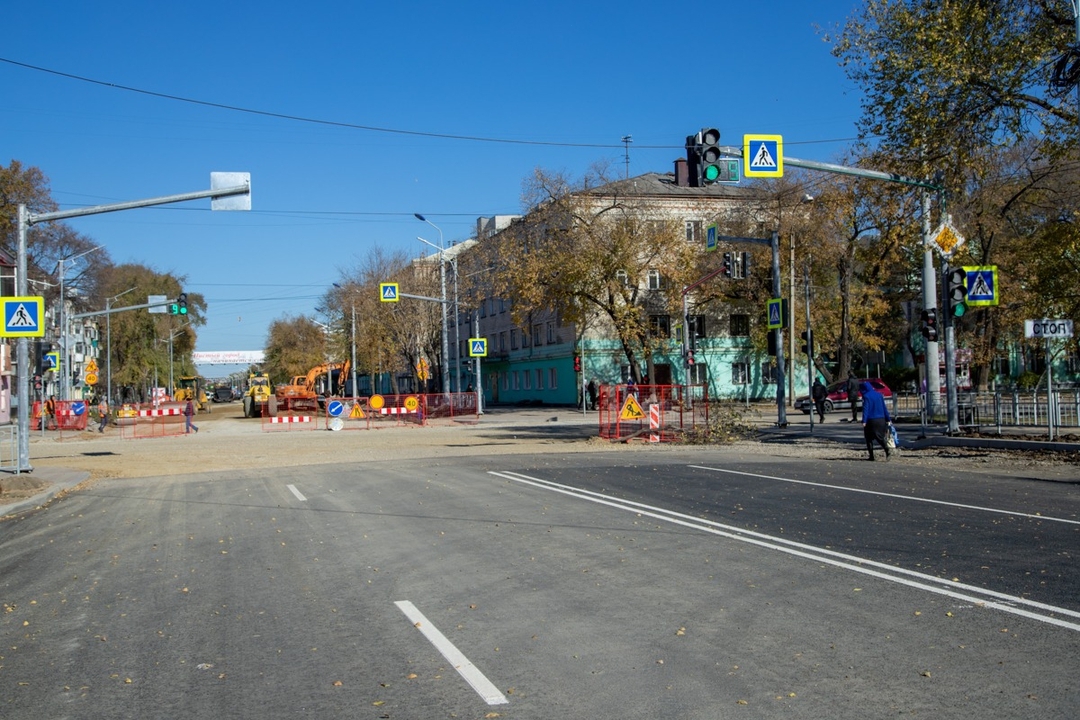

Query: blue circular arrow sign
327;400;344;417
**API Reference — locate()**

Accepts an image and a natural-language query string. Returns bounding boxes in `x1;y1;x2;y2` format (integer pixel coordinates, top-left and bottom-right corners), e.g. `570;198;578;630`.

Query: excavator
275;362;346;408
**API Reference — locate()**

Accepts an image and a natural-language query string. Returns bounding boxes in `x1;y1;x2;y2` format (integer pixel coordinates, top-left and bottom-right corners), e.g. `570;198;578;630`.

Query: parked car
794;378;892;414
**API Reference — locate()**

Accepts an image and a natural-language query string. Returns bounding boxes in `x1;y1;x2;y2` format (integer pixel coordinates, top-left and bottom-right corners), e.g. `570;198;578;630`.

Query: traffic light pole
941;263;960;433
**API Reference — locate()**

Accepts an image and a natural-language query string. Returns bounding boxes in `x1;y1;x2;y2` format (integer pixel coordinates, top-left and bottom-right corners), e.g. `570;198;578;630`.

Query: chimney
674;157;690;187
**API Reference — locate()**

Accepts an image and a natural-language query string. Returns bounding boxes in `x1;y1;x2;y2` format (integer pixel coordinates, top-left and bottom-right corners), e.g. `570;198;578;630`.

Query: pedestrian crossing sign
379;283;399;302
1;296;44;337
964;265;999;307
469;338;487;357
743;134;784;177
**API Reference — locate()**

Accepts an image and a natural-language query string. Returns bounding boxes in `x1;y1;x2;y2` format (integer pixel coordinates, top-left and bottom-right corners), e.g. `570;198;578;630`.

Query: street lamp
56;245;104;401
333;283;359;402
414;213;450;395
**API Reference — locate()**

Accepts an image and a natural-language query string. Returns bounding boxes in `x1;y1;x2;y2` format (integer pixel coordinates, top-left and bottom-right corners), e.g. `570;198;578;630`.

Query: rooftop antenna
621;135;633;178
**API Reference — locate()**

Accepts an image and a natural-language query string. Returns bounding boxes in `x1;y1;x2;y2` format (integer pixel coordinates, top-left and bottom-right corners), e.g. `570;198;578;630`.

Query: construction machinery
276;363;345;406
174;376;209;412
243;372;274;418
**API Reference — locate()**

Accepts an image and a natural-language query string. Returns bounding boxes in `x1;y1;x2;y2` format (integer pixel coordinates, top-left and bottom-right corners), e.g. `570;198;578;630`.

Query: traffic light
947;268;967;318
722;252;733;277
699;128;722;184
767;329;778;357
800;329;814;355
177;293;188;315
685;349;695;367
919;308;939;342
573;355;581;373
685;128;738;186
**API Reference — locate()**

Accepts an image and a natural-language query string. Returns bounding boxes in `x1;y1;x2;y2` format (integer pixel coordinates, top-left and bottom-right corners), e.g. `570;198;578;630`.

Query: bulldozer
174;376;209;412
243;372;274;418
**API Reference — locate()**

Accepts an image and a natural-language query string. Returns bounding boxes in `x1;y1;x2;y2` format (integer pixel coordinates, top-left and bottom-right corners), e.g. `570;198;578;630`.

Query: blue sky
2;0;866;375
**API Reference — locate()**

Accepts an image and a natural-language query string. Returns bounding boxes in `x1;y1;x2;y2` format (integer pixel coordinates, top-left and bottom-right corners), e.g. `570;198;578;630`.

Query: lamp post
333;283;359;402
56;245;104;401
106;286;138;406
415;213;450;395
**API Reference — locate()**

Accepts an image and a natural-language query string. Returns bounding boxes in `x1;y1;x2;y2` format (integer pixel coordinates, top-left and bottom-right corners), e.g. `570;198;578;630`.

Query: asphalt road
2;448;1078;719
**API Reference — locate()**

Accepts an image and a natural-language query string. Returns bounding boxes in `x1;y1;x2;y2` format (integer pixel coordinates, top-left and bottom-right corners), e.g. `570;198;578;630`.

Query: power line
0;56;865;150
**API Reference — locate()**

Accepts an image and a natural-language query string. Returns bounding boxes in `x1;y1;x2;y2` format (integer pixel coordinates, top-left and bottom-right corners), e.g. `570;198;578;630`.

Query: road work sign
620;395;646;421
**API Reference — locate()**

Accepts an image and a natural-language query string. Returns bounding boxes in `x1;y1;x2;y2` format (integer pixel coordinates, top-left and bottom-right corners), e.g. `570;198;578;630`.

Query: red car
794;378;892;414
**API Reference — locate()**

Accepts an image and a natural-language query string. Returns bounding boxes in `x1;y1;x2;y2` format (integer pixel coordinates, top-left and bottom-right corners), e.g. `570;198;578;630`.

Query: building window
648;269;662;290
733;251;748;279
685;221;702;243
649;315;671;338
549;367;558;389
688;315;706;340
546;321;556;344
615;269;629;286
510;328;519;350
480;300;487;318
501;373;509;391
524;369;532;389
521;327;529;347
688;363;707;384
533;323;543;346
761;362;778;384
732;361;749;385
512;371;520;390
499;331;507;352
500;298;507;313
535;368;544;390
729;314;750;337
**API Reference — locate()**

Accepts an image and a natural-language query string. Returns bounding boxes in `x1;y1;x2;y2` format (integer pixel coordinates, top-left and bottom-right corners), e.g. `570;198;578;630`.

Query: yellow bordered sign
620;395;646;421
743;135;783;178
1;296;45;337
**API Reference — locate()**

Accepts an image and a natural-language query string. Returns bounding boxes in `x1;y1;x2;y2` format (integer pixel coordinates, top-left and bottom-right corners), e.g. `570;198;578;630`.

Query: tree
485;167;699;384
263;316;328;386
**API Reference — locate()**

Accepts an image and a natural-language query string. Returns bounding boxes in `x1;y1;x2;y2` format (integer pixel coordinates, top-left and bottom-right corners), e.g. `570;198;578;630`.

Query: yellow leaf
406;673;418;679
373;700;385;706
333;681;343;687
737;699;748;705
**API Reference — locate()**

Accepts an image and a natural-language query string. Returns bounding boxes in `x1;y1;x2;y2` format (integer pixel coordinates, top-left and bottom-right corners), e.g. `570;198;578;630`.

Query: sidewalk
0;466;90;519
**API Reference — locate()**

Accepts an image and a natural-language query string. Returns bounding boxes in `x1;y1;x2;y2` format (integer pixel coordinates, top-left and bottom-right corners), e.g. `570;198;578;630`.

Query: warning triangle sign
349;403;365;419
620;395;646;421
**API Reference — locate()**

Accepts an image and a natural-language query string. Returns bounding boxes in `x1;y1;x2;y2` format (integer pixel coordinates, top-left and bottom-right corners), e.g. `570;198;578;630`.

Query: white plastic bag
887;424;899;449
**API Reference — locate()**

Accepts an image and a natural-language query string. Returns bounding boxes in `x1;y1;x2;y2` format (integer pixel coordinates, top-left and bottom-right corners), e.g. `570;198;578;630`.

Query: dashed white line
395;600;508;705
286;484;307;502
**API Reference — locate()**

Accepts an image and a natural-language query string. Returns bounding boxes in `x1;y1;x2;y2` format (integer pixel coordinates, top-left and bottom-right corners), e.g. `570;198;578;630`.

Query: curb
0;468;91;519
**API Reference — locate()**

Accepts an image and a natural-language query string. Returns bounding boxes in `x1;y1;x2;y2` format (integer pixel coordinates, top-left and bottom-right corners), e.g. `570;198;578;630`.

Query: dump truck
174;376;209;413
243;372;274;418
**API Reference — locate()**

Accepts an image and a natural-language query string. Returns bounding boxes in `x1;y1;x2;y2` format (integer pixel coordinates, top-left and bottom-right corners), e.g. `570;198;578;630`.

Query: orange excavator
276;363;346;406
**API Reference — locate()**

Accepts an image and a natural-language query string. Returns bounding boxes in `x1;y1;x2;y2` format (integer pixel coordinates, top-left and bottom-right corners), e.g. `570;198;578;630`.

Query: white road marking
489;470;1080;633
394;600;508;705
286;484;306;502
688;464;1080;526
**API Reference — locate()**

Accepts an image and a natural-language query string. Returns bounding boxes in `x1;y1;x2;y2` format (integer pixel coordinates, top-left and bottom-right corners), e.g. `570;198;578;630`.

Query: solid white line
489;470;1080;632
689;465;1080;526
395;600;508;705
286;484;307;502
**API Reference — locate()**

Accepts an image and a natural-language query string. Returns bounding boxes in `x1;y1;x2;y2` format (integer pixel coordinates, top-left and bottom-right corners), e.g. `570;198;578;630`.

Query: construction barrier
261;397;318;432
598;384;709;442
118;402;188;440
32;399;91;438
322;392;480;430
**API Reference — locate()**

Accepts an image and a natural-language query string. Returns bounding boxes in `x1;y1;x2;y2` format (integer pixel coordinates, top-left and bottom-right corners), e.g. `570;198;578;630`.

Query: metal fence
598;384;709;442
891;390;1080;430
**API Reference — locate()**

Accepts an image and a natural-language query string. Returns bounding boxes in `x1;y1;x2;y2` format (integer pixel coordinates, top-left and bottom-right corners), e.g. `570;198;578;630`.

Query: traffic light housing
767;329;778;357
919;308;939;342
177;293;188;315
722;252;733;277
947;268;967;318
685;128;738;186
573;355;581;373
800;329;814;355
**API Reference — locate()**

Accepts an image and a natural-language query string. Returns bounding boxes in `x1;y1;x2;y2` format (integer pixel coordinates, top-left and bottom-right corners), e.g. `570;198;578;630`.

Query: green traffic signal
947;268;968;318
703;164;720;182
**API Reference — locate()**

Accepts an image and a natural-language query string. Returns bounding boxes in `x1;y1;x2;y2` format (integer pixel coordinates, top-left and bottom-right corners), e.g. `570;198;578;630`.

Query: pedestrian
626;377;637;399
184;398;198;434
97;397;109;433
44;394;57;430
861;380;892;461
847;372;861;422
812;378;827;422
586;378;598;411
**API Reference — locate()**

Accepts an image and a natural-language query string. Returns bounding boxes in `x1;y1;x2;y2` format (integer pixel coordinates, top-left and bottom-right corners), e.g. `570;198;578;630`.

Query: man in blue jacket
860;380;892;461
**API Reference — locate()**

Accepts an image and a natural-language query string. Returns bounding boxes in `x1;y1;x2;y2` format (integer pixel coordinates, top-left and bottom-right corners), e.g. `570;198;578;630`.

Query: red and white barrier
138;408;181;417
379;407;416;415
269;416;311;424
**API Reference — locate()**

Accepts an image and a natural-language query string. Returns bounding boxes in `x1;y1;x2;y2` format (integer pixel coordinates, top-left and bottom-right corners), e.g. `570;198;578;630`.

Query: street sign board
743;135;783;177
1;296;44;337
327;400;344;417
1025;319;1073;339
767;298;784;329
148;294;169;314
706;224;717;252
85;372;99;386
964;266;998;306
931;220;965;258
380;283;399;302
469;338;488;357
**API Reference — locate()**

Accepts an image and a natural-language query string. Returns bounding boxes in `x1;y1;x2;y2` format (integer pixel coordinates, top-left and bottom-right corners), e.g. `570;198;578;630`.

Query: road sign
964;266;998;306
706;223;718;251
369;394;386;410
620;395;646;421
404;396;420;412
44;351;58;370
743;135;783;177
469;338;488;357
767;298;783;330
349;402;365;419
85;372;98;385
380;283;399;302
1;296;44;337
1025;319;1073;339
931;219;965;258
85;359;99;374
327;400;344;417
71;401;86;416
148;294;169;314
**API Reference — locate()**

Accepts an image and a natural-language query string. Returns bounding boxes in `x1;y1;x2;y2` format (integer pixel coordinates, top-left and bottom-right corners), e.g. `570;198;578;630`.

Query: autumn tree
484;167;699;384
262;316;328;386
